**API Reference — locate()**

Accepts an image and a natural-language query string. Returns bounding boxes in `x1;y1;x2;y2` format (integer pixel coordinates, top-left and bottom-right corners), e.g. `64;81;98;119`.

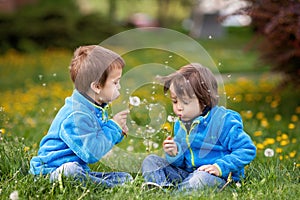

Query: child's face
99;68;122;103
169;83;202;121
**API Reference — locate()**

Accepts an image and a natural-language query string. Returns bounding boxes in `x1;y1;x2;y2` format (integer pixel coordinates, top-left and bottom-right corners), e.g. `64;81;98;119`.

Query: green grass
0;27;299;199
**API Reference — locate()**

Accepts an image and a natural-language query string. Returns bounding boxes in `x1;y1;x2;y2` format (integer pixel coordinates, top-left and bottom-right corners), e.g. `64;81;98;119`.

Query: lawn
0;27;299;199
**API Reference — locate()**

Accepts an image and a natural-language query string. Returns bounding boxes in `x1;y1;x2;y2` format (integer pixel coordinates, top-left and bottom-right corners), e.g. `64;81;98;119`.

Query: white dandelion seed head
264;148;274;157
129;96;141;107
9;190;19;200
167;115;176;122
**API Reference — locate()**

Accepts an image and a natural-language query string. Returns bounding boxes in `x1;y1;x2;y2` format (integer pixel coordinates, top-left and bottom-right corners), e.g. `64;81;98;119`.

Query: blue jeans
50;162;133;188
142;154;226;191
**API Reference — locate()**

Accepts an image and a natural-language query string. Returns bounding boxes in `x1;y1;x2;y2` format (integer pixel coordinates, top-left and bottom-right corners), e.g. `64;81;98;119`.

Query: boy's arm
213;113;256;179
165;142;185;167
59;111;123;164
165;121;185;167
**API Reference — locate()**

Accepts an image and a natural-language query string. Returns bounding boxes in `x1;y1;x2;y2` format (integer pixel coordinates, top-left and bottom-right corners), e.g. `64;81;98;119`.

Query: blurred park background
0;0;300;199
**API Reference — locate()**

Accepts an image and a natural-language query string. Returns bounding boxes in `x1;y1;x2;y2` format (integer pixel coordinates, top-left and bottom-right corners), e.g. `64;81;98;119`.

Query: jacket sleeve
214;112;256;179
165;142;184;167
59;111;123;164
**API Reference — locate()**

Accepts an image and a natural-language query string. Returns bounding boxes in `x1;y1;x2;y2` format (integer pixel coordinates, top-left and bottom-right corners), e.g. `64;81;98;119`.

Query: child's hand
163;136;178;157
198;165;220;177
113;109;130;134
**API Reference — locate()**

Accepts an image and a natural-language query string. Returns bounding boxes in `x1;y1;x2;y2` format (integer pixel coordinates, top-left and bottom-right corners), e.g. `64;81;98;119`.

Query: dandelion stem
219;172;232;192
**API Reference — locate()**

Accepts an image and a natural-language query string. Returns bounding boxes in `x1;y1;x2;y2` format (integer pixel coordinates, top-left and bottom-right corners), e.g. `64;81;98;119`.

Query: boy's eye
183;101;189;105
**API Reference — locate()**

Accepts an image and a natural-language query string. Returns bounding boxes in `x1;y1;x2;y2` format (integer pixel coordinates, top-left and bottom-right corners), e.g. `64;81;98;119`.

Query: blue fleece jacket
166;106;256;181
29;90;123;175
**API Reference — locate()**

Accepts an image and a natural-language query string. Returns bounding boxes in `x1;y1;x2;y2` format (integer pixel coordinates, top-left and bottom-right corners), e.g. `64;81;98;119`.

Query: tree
241;0;300;87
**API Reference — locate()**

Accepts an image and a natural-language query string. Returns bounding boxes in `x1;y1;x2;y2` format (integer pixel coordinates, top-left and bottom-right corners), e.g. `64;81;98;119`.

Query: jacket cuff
213;163;222;177
165;143;182;163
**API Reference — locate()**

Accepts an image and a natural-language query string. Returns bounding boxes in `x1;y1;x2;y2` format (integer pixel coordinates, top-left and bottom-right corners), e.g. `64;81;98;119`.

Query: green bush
0;0;124;53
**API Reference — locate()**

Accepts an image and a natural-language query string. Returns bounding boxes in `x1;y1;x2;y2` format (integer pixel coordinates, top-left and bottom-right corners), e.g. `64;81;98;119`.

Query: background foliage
242;0;300;86
0;0;125;53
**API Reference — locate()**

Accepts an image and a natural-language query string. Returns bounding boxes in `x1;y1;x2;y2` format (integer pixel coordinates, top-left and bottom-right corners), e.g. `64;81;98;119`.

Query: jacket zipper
181;120;199;168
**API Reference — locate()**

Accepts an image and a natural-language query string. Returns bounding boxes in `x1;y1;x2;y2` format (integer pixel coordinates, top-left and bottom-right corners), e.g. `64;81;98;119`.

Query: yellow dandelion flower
281;133;289;140
242;110;253;119
291;115;298;122
24;146;30;152
296;163;300;168
280;140;289;146
289;151;296;158
264;138;275;145
256;143;265;150
274;114;282;122
288;123;295;130
254;130;263;137
0;128;5;134
270;101;279;108
296;106;300;114
261;119;269;128
276;136;282;142
245;94;254;102
162;122;172;132
279;155;283;160
265;96;273;103
276;148;283;153
292;138;297;143
256;112;265;120
285;155;289;159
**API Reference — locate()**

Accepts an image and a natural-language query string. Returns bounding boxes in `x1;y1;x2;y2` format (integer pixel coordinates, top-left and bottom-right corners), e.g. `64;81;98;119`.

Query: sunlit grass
0;48;299;199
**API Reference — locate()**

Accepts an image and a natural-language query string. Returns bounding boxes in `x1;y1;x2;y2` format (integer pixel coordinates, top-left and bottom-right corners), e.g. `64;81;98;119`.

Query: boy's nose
176;102;183;111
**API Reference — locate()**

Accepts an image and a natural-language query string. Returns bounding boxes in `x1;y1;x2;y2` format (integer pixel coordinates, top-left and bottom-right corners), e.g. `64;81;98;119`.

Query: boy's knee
50;162;83;181
142;154;160;171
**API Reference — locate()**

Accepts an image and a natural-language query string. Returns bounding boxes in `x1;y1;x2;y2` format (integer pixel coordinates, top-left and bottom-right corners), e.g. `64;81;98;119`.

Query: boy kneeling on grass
29;45;132;188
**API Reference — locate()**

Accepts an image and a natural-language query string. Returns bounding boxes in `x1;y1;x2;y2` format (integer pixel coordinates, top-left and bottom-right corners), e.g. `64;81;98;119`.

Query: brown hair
69;45;125;93
158;63;219;108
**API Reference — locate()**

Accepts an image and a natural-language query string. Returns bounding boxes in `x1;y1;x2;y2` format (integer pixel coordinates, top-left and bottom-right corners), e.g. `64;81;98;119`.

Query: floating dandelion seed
227;74;231;78
53;73;57;77
165;61;169;64
208;35;212;39
126;146;134;152
264;148;274;157
169;55;173;58
129;96;141;107
218;62;222;66
38;74;43;80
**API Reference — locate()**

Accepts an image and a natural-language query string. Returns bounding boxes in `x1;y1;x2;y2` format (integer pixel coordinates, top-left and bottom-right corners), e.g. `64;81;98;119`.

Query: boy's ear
90;81;101;94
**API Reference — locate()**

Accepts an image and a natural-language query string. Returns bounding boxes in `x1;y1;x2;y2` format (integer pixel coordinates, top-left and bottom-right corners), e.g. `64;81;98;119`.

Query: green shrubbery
0;0;124;53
